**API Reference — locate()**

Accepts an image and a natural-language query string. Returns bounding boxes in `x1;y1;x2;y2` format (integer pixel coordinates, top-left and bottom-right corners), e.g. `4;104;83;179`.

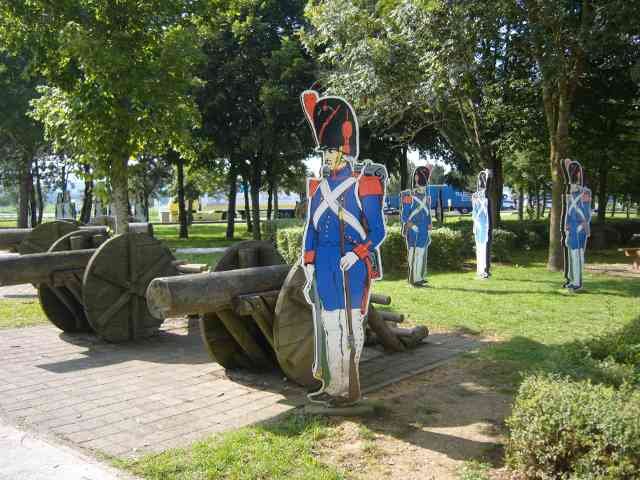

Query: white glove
340;252;359;271
411;225;419;232
304;263;315;281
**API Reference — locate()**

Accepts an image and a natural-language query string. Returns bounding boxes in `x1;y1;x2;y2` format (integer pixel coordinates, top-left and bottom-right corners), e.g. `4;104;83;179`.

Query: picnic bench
619;247;640;271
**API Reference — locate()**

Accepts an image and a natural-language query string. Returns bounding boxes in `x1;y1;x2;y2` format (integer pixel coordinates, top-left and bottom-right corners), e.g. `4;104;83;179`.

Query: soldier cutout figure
472;169;492;278
300;90;388;406
401;165;433;286
561;159;592;291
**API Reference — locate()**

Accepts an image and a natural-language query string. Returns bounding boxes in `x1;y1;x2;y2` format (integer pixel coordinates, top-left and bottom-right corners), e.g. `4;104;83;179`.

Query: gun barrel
0;249;95;286
146;264;291;319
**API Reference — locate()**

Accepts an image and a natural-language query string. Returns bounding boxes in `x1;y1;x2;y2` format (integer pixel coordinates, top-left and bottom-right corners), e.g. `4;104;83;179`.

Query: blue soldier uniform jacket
400;190;432;249
303;163;386;313
565;189;592;250
472;193;489;244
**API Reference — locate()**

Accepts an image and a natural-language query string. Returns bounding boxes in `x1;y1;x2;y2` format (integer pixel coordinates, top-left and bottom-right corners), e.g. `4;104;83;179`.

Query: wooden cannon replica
146;241;428;388
0;227;188;342
0;220;153;254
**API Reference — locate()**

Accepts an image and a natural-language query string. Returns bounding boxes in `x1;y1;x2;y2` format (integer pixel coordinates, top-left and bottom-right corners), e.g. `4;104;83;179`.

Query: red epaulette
358;175;384;197
401;193;412;204
307;179;320;198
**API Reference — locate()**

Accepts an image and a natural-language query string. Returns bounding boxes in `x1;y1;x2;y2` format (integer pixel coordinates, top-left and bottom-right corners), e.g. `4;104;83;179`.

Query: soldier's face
325;149;346;171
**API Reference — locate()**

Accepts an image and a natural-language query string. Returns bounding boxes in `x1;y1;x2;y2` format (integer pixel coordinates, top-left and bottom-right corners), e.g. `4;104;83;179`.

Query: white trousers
315;309;365;398
408;246;427;284
566;248;584;289
476;241;488;277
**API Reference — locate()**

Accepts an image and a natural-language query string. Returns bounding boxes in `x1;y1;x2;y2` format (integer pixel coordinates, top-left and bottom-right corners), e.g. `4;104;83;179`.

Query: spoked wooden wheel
199;240;285;370
83;233;178;342
18;220;79;255
273;264;319;388
38;230;96;333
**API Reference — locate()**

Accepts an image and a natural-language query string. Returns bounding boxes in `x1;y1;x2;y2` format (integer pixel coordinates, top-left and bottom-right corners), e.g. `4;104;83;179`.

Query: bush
429;227;467;270
507;375;640;480
491;229;518;262
276;225;466;272
276;226;304;264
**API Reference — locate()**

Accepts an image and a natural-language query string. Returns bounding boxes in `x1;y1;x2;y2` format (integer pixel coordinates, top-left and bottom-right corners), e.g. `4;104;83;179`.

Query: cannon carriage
147;241;428;388
0;227;182;342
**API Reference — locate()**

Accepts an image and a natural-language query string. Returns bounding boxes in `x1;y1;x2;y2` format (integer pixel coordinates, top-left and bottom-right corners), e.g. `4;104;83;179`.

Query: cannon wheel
199;240;285;369
82;233;178;342
273;264;320;389
38;230;99;333
18;220;79;255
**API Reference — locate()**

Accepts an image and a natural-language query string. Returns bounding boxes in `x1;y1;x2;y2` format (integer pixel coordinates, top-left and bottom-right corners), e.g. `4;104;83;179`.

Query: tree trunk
541;187;547;217
242;176;252;233
399;145;408;190
536;188;542;219
29;174;37;227
266;180;273;221
273;181;279;220
187;199;194;225
34;157;44;226
111;156;130;234
17;156;33;228
175;155;188;239
597;161;608;223
80;164;94;224
488;156;503;226
518;187;524;221
250;166;261;241
226;163;237;240
610;196;617;218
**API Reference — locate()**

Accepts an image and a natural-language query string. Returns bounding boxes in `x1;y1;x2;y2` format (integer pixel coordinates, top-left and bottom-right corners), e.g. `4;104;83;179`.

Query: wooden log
378;311;404;324
389;325;429;348
0;249;95;287
367;305;406;352
370;293;391;305
146;264;291;319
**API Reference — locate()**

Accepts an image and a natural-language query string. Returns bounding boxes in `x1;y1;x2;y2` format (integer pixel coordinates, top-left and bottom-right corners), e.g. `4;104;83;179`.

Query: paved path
0;319;479;459
0;418;133;480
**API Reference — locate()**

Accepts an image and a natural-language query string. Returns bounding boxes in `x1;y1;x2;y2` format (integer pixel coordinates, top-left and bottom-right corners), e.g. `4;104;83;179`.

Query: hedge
276;226;466;272
507;375;640;480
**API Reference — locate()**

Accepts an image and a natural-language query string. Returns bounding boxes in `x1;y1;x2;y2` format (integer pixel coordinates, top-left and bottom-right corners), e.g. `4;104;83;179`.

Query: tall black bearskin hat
563;159;583;186
477;169;491;191
301;90;359;160
412;165;432;189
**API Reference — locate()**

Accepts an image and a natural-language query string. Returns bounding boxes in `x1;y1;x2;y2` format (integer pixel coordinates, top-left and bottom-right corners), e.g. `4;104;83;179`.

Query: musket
339;201;360;403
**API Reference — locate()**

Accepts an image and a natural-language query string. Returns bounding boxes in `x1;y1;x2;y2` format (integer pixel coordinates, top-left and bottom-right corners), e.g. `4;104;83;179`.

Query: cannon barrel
146;264;291;320
0;249;96;286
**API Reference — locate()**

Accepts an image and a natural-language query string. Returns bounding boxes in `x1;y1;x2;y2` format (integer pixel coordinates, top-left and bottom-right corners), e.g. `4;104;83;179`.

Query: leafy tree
514;0;640;268
197;0;315;240
1;1;203;232
0;51;47;227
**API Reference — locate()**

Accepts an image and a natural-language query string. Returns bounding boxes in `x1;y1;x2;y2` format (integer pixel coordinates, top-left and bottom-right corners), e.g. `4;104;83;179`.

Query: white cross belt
312;178;367;241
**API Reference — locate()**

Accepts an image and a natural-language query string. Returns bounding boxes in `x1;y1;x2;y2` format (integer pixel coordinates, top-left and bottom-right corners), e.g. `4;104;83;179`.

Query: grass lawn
116;414;343;480
154;223;251;249
0;299;48;329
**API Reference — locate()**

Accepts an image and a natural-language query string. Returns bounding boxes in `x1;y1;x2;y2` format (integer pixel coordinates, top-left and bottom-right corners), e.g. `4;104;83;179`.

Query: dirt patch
586;263;640;279
316;359;514;480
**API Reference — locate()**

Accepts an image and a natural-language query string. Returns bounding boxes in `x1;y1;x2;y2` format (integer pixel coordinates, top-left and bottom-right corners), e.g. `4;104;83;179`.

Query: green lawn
154;223;251;249
0;299;48;329
116;414;343;480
